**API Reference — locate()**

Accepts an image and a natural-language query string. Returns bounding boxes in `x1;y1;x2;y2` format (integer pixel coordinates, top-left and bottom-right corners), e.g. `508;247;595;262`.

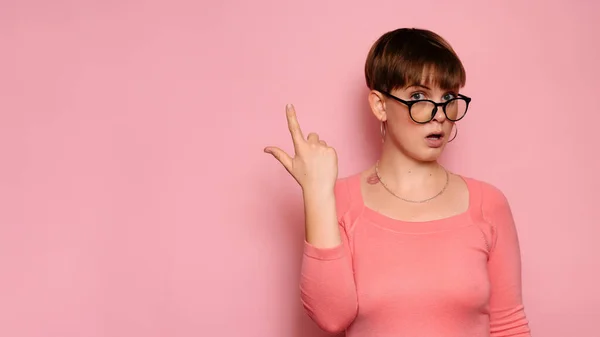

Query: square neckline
347;172;480;233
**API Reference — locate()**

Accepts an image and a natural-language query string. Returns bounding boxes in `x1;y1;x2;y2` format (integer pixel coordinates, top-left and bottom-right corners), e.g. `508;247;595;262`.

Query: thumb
264;147;293;171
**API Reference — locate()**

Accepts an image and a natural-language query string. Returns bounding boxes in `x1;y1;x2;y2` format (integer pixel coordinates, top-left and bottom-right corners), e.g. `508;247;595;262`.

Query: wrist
301;184;335;199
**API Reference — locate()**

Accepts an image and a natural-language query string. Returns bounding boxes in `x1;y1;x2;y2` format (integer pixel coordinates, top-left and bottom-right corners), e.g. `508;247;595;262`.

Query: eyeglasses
380;91;471;124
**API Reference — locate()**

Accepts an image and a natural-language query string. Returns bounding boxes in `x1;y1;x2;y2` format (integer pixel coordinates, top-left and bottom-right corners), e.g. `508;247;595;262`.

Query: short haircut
365;28;466;93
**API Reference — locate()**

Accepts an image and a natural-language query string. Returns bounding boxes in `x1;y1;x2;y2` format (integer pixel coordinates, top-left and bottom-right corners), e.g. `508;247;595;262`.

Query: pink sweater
300;173;531;336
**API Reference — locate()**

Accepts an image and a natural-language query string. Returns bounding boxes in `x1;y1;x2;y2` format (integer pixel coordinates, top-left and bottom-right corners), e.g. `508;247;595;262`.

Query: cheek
387;108;415;133
388;114;422;141
387;117;423;146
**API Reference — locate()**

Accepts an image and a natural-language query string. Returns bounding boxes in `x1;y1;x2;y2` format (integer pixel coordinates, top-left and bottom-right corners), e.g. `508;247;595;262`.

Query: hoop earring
448;125;458;143
380;121;386;142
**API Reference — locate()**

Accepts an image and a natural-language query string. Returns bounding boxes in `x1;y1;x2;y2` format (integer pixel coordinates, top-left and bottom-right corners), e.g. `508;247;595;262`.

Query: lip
426;130;445;138
425;131;445;148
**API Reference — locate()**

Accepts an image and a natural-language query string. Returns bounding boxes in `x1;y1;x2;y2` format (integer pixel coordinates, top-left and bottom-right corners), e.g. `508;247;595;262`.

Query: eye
442;93;457;101
410;92;425;100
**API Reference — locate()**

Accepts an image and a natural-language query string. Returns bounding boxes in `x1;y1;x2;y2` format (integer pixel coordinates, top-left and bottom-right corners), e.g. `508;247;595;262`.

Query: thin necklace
374;161;449;204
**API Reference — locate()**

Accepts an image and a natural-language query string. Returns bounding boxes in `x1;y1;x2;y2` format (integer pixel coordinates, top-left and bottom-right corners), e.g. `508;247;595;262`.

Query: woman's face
370;83;460;162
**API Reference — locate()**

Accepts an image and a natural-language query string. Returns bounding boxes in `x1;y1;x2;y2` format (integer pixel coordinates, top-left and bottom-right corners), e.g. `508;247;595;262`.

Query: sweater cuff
303;240;346;260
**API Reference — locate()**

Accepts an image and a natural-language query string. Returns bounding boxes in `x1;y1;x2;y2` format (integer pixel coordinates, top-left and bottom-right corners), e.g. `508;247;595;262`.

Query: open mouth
426;132;444;140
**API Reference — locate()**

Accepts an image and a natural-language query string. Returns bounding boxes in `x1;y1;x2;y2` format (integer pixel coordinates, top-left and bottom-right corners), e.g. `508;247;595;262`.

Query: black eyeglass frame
380;91;472;124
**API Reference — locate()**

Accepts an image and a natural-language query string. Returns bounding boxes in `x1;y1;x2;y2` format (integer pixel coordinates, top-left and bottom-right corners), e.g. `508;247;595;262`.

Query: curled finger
307;132;320;143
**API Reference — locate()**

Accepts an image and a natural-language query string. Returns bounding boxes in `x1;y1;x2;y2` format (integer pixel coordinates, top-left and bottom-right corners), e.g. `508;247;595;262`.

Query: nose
431;104;447;123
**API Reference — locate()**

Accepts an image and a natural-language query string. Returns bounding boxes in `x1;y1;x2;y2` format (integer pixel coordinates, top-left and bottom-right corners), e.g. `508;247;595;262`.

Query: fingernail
286;103;293;110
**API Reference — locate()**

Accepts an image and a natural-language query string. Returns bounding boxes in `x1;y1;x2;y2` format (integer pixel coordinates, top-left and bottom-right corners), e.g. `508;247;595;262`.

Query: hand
264;104;338;192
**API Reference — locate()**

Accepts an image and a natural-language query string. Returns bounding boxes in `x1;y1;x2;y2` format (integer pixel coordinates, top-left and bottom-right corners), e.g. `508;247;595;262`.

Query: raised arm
299;178;358;333
264;104;358;333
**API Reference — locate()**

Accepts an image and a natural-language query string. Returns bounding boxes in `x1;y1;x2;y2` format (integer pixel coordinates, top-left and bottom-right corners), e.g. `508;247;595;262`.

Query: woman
264;28;531;337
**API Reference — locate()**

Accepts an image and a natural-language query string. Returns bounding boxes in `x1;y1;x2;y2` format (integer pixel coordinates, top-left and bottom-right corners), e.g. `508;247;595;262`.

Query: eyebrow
406;83;459;94
406;83;431;90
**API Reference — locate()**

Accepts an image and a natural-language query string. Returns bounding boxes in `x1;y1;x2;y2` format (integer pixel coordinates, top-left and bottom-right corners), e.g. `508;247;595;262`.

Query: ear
368;90;387;122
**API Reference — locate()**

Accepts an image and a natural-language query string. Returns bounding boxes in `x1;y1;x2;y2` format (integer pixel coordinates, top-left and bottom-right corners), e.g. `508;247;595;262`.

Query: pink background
1;1;599;336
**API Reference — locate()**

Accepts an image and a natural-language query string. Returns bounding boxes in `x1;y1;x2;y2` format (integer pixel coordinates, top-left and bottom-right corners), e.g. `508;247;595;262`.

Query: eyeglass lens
410;99;467;123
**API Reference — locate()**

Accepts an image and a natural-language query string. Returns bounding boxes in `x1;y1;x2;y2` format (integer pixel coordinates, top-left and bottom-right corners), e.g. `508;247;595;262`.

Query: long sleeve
299;178;358;334
482;184;532;337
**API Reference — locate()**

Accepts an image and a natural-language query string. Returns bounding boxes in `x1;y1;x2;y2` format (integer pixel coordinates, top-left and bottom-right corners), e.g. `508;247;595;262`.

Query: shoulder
463;175;513;222
334;175;353;199
472;177;509;202
333;172;362;223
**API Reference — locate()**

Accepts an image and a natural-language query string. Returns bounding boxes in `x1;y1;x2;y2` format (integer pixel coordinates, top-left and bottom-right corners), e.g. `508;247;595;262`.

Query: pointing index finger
286;104;304;144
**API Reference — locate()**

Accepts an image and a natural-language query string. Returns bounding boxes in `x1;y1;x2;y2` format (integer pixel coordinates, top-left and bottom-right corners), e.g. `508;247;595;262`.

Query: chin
412;147;445;162
392;137;447;162
416;154;442;163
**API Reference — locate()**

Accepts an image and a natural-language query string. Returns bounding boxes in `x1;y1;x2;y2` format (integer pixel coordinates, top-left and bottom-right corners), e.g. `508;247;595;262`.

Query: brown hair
364;28;466;93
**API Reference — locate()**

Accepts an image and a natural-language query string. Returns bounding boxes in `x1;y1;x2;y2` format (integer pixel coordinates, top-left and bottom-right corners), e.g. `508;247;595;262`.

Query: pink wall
1;1;599;336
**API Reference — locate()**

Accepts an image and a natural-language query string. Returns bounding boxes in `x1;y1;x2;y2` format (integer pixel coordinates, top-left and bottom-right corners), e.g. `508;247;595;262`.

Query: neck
376;142;445;192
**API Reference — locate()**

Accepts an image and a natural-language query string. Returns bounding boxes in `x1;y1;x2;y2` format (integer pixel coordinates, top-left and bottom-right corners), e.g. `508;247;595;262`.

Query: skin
363;82;469;222
264;78;469;248
264;105;341;248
